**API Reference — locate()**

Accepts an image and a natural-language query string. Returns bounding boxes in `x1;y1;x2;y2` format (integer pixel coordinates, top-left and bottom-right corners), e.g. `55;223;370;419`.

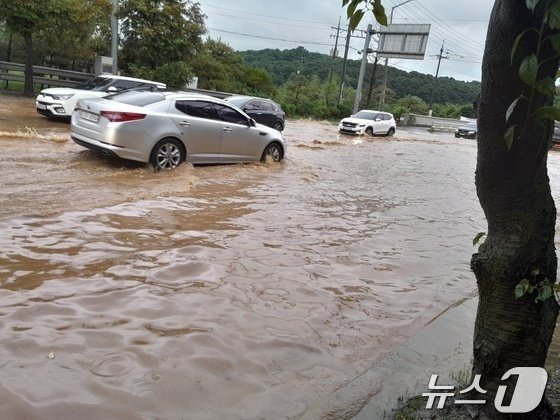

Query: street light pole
111;0;118;75
353;24;374;113
379;0;415;111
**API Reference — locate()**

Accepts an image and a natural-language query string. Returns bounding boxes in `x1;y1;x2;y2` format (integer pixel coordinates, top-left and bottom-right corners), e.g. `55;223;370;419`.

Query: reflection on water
0;95;559;418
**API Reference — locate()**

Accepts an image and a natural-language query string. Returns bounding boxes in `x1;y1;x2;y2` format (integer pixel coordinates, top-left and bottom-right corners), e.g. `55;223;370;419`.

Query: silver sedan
70;91;286;170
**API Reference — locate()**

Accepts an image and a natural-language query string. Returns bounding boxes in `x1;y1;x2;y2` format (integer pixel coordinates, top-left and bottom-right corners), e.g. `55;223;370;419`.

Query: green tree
0;0;72;95
345;0;560;416
459;103;476;119
118;0;205;87
191;38;242;91
236;66;277;97
432;102;461;119
278;74;325;117
470;1;559;410
392;95;428;115
35;0;111;70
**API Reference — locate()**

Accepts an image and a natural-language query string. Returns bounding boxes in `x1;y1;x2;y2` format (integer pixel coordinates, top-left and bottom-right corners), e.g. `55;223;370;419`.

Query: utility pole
326;17;341;107
429;40;448;114
379;0;415;111
365;55;379;108
298;48;305;74
353;24;374;113
111;0;118;75
338;25;352;105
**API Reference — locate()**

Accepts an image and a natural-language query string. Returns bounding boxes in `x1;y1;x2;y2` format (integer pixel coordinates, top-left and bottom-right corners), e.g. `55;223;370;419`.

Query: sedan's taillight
100;111;146;122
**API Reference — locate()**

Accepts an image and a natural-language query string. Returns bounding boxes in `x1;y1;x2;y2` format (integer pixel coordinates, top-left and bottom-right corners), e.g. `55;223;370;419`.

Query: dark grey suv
225;96;285;131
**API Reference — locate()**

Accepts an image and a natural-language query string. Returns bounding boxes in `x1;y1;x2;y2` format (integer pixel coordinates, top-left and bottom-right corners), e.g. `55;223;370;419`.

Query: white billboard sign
377;24;431;60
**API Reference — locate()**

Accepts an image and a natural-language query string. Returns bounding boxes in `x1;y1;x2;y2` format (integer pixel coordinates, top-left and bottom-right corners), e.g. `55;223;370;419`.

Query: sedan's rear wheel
151;138;184;170
261;142;283;163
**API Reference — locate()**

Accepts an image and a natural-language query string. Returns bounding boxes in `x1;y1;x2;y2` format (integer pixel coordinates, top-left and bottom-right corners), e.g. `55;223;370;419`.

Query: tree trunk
4;33;12;89
23;32;34;97
471;0;559;414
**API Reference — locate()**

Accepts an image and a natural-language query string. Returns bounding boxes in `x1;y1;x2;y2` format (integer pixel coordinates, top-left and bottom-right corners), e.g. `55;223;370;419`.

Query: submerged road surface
1;94;559;418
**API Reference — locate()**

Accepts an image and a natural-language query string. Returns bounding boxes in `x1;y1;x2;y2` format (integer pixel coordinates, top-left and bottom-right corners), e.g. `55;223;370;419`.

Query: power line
199;1;333;25
206;27;333;46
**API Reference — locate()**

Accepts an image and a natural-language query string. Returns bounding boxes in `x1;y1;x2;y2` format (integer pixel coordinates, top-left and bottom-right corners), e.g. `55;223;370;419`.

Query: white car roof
98;74;166;87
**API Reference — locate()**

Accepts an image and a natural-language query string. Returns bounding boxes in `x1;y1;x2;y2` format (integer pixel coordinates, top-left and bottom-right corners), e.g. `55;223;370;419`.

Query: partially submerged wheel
261;142;283;163
151;138;184;170
386;127;395;137
365;127;374;136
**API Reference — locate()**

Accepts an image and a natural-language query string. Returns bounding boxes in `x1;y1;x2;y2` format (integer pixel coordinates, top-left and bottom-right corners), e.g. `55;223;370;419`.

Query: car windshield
107;91;166;107
352;111;377;120
226;97;249;107
75;77;113;91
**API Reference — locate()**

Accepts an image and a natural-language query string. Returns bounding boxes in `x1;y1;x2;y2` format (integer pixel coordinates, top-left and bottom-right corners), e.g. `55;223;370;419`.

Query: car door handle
179;121;191;127
222;127;232;133
256;112;263;115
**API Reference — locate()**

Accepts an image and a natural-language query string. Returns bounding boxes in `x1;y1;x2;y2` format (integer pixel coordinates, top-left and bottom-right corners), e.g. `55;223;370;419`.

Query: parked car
338;110;396;136
553;122;560;143
224;95;285;131
70;90;286;170
36;75;166;121
455;121;477;139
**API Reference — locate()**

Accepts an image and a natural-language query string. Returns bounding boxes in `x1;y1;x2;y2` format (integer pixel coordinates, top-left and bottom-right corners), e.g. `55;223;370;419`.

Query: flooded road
0;94;558;419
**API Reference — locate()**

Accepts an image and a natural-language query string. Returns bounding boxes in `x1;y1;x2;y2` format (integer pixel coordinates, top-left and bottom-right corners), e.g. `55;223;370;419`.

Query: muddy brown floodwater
1;94;560;419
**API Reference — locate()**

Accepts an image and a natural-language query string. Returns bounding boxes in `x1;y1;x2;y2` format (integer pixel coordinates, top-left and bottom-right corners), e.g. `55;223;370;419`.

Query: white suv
338;110;396;136
36;75;166;121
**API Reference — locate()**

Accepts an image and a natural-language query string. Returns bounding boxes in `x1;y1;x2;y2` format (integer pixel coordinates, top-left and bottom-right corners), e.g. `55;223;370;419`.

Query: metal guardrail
0;61;94;88
0;61;235;99
183;87;231;99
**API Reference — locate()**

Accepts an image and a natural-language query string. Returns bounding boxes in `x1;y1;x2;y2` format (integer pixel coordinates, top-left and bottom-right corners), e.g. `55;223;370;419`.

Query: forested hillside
240;47;480;107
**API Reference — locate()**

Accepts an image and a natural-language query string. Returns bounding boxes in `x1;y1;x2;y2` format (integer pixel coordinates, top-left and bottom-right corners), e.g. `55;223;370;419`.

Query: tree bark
23;31;34;97
471;0;560;415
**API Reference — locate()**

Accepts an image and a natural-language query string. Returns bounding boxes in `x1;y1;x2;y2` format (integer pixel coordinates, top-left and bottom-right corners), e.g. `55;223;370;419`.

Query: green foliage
431;103;462;119
118;0;205;77
0;0;83;94
189;38;277;97
473;231;486;246
0;0;69;35
515;269;557;303
131;61;192;90
390;95;429;115
0;0;111;72
459;103;476;118
236;66;277;97
277;74;324;117
343;0;387;29
240;49;481;107
506;0;560;148
190;38;241;91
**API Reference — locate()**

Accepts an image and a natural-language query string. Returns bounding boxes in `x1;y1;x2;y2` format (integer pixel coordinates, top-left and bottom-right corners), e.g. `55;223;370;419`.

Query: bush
130;61;193;90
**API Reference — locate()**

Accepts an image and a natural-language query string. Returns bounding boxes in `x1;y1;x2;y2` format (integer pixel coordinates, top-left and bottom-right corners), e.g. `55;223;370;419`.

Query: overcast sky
198;0;493;82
